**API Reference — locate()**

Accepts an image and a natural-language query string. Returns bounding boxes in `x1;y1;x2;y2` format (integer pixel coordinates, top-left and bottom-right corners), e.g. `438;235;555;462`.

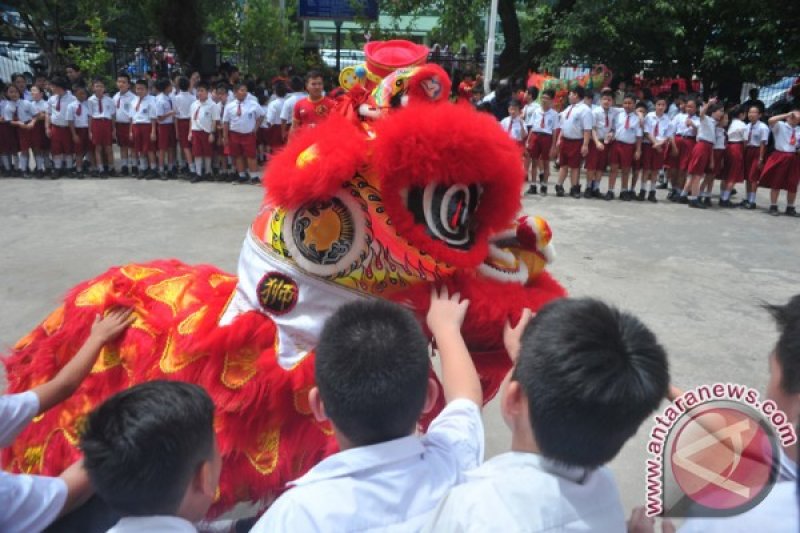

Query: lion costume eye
406;183;481;249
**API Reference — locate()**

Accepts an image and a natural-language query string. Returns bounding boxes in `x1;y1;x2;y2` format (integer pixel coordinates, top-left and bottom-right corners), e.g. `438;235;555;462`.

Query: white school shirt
48;93;76;127
132;95;157;124
771;121;800;153
522;102;540;128
558;102;593;140
714;126;726;149
265;96;285;126
279;92;307;124
696;115;717;143
645;112;673;143
107;515;198;532
113;91;136;123
4;99;35;123
667;102;679;119
0;392;69;533
173;91;196;120
250;398;484;533
527;107;559;135
213;100;227;126
31;99;49;118
259;105;270;129
67;100;90;128
613;110;643;144
500;116;526;142
592;106;616;139
189;99;215;133
156;93;175;124
88;94;115;119
727;118;748;143
746;121;770;147
223;99;263;134
227;90;258;104
423;452;626;533
673;113;699;137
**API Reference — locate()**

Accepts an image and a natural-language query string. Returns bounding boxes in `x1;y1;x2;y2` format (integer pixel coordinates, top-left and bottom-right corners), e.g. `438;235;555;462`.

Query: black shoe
53;169;63;179
703;197;712;207
144;169;157;180
769;205;780;216
786;206;799;217
91;169;99;178
621;191;631;201
250;177;261;185
538;173;545;183
738;200;750;208
689;198;706;209
678;195;689;204
121;165;130;177
555;184;565;197
583;186;594;199
647;190;657;203
539;184;548;196
526;184;537;195
101;170;110;179
190;174;203;184
731;188;738;196
745;202;757;210
570;185;581;199
604;191;614;201
36;169;46;179
159;171;169;181
719;199;732;208
637;190;646;201
667;190;676;201
656;182;669;190
592;188;603;199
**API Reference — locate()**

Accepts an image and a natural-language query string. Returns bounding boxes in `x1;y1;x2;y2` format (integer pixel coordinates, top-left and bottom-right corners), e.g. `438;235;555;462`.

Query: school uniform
744;121;770;184
0;101;16;155
113;90;136;148
189;99;216;158
643;112;672;171
610;110;642;169
87;94;115;147
155;93;176;151
586;107;616;171
709;126;726;178
213;100;228;156
725;118;748;183
8;100;36;153
173;90;196;152
673;113;699;171
526;107;559;162
67;99;92;157
106;516;197;532
279;92;307;126
223;99;264;158
759;122;800;192
687;116;717;176
131;95;157;154
48;93;77;155
557;102;593;169
265;96;286;148
500;115;527;146
522;102;540;128
30;99;49;151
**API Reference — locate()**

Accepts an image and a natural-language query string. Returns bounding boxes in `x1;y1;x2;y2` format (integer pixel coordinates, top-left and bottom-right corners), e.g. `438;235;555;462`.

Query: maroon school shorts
611;141;636;169
157;123;176;151
558;137;583;169
49;125;72;155
176;119;191;150
642;143;667;172
91;118;113;147
585;141;610;171
132;123;156;153
191;130;213;158
73;127;92;155
527;133;553;162
116;123;132;148
228;131;257;158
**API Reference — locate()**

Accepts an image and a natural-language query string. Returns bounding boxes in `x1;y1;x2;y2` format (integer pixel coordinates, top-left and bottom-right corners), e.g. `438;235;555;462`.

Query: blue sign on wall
298;0;379;21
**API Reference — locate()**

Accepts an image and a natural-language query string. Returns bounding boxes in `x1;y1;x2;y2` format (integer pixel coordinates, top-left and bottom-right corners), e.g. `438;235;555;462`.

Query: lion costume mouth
478;217;556;285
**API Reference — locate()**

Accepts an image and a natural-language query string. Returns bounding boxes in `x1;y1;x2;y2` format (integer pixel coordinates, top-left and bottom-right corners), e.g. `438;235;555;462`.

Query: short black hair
509;98;522;109
571;86;585;99
707;102;724;114
600;88;614;98
315;300;430;446
50;76;69;91
66;63;81;72
234;81;248;91
289;75;304;92
514;298;669;468
584;89;594;100
305;70;323;83
155;78;171;92
655;95;668;104
624;92;637;102
117;72;131;82
765;295;800;393
80;381;215;516
178;76;190;91
526;86;539;99
215;82;229;93
636;101;648;111
12;72;25;83
542;89;556;99
195;81;209;91
273;80;288;98
135;79;148;88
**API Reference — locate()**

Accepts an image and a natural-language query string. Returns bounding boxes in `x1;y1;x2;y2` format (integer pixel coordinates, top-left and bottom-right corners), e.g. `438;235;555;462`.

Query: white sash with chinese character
220;230;370;369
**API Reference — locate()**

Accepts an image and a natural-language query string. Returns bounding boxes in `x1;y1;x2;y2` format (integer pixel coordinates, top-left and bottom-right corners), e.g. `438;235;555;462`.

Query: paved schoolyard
0;175;797;516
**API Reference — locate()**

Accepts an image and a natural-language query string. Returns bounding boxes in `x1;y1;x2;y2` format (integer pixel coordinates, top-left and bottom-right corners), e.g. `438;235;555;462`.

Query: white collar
477;451;593;485
110;515;197;532
290;435;424;487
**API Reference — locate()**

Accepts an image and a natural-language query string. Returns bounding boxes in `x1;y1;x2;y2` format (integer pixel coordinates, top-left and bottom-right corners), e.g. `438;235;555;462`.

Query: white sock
53;155;63;169
35;155;45;170
195;159;203;175
139;156;147;169
647;181;654;191
1;155;10;170
19;154;28;171
248;170;259;180
204;158;211;175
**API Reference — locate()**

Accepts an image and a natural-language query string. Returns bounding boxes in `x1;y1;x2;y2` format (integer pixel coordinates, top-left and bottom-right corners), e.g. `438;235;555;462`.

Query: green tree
64;16;113;82
144;0;206;68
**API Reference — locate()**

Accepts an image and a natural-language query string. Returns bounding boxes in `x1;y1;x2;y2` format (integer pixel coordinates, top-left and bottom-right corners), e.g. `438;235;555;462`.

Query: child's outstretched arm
427;286;482;406
32;307;134;414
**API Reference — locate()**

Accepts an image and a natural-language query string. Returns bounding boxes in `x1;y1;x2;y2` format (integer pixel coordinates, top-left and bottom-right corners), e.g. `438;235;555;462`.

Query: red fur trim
406;64;452;104
372;102;524;267
262;114;369;208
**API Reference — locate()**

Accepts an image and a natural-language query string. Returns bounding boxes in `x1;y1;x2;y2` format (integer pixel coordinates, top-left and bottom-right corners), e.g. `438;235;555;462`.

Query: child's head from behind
765;295;800;426
506;298;669;468
81;381;219;522
313;300;435;447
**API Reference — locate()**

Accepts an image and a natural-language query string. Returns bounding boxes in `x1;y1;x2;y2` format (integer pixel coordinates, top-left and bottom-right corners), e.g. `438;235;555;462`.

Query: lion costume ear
263;114;369;208
405;63;452;104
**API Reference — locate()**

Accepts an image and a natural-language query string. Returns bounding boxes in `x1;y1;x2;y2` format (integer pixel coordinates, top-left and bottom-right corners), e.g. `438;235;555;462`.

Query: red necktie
625;114;630;129
56;96;61;112
539;112;545;128
136;98;141;112
566;105;573;119
747;126;752;143
77;104;82;116
116;97;121;109
237;102;242;117
12;105;18;121
654;121;659;137
194;105;200;120
605;111;609;128
99;98;103;114
791;128;797;146
168;98;172;110
220;106;225;121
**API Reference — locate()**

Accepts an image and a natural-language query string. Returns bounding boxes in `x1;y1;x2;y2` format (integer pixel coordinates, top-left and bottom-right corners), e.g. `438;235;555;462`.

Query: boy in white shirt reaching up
425;297;670;533
250;288;485;532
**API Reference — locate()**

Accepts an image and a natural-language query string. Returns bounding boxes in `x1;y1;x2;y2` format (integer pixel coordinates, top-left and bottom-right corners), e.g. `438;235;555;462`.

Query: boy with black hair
80;380;221;532
130;79;158;179
554;86;593;199
67;84;92;177
426;298;670;531
585;88;616;198
173;76;196;176
525;88;559;195
155;78;176;179
606;93;643;201
113;73;136;176
279;76;306;142
265;80;288;155
251;288;484;531
87;78;115;178
188;81;216;183
1;308;133;533
291;70;334;133
44;76;76;178
223;82;264;184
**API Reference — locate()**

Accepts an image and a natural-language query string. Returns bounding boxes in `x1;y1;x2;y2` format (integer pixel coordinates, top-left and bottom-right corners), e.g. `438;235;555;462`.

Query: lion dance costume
2;41;565;515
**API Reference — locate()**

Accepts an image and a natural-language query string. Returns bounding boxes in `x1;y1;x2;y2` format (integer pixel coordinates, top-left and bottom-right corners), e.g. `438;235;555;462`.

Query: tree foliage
64;15;113;82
